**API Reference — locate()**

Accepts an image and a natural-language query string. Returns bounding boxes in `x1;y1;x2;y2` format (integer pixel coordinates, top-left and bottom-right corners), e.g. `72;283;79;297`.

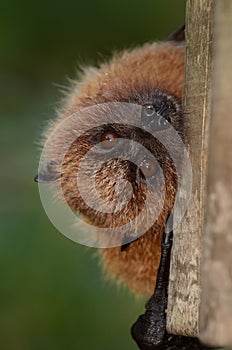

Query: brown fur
43;40;185;296
62;42;184;115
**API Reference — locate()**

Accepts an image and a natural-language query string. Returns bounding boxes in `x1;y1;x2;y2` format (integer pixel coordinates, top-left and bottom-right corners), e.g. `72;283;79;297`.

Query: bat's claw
131;214;219;349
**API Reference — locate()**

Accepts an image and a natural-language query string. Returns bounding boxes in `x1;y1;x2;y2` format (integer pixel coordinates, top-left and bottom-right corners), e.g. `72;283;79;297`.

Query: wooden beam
166;0;214;336
200;1;232;347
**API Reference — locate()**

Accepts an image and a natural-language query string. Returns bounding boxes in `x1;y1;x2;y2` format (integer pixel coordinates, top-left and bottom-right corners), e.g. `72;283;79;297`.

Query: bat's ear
167;23;185;42
34;161;61;183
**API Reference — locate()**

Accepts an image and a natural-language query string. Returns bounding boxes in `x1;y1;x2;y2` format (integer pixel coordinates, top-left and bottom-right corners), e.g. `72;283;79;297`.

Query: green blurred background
0;1;185;349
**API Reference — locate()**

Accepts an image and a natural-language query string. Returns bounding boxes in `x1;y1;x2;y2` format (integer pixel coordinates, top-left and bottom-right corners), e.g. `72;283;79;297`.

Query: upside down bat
35;23;218;349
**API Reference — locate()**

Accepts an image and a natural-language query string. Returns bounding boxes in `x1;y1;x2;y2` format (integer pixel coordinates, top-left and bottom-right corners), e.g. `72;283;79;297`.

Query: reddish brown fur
45;41;185;296
62;42;184;114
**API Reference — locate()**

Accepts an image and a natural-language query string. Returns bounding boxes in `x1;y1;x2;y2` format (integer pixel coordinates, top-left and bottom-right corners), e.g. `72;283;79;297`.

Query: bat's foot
131;215;172;349
131;215;220;350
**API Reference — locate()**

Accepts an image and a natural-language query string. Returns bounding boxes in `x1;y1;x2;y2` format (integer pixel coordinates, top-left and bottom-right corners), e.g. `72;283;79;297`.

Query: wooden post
200;1;232;347
166;0;214;337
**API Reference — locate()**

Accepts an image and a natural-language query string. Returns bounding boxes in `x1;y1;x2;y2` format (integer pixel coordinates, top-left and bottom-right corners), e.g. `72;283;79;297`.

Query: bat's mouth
121;235;139;252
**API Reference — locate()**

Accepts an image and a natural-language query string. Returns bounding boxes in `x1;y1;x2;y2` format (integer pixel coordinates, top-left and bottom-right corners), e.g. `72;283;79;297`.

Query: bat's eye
142;104;170;130
144;104;156;117
100;130;118;149
140;158;157;178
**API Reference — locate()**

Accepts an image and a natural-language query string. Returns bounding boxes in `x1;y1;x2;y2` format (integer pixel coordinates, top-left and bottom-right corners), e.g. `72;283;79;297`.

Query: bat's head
37;25;186;295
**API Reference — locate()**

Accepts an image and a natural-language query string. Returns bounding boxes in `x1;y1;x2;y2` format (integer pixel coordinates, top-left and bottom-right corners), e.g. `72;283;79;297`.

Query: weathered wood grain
199;1;232;347
166;0;214;337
